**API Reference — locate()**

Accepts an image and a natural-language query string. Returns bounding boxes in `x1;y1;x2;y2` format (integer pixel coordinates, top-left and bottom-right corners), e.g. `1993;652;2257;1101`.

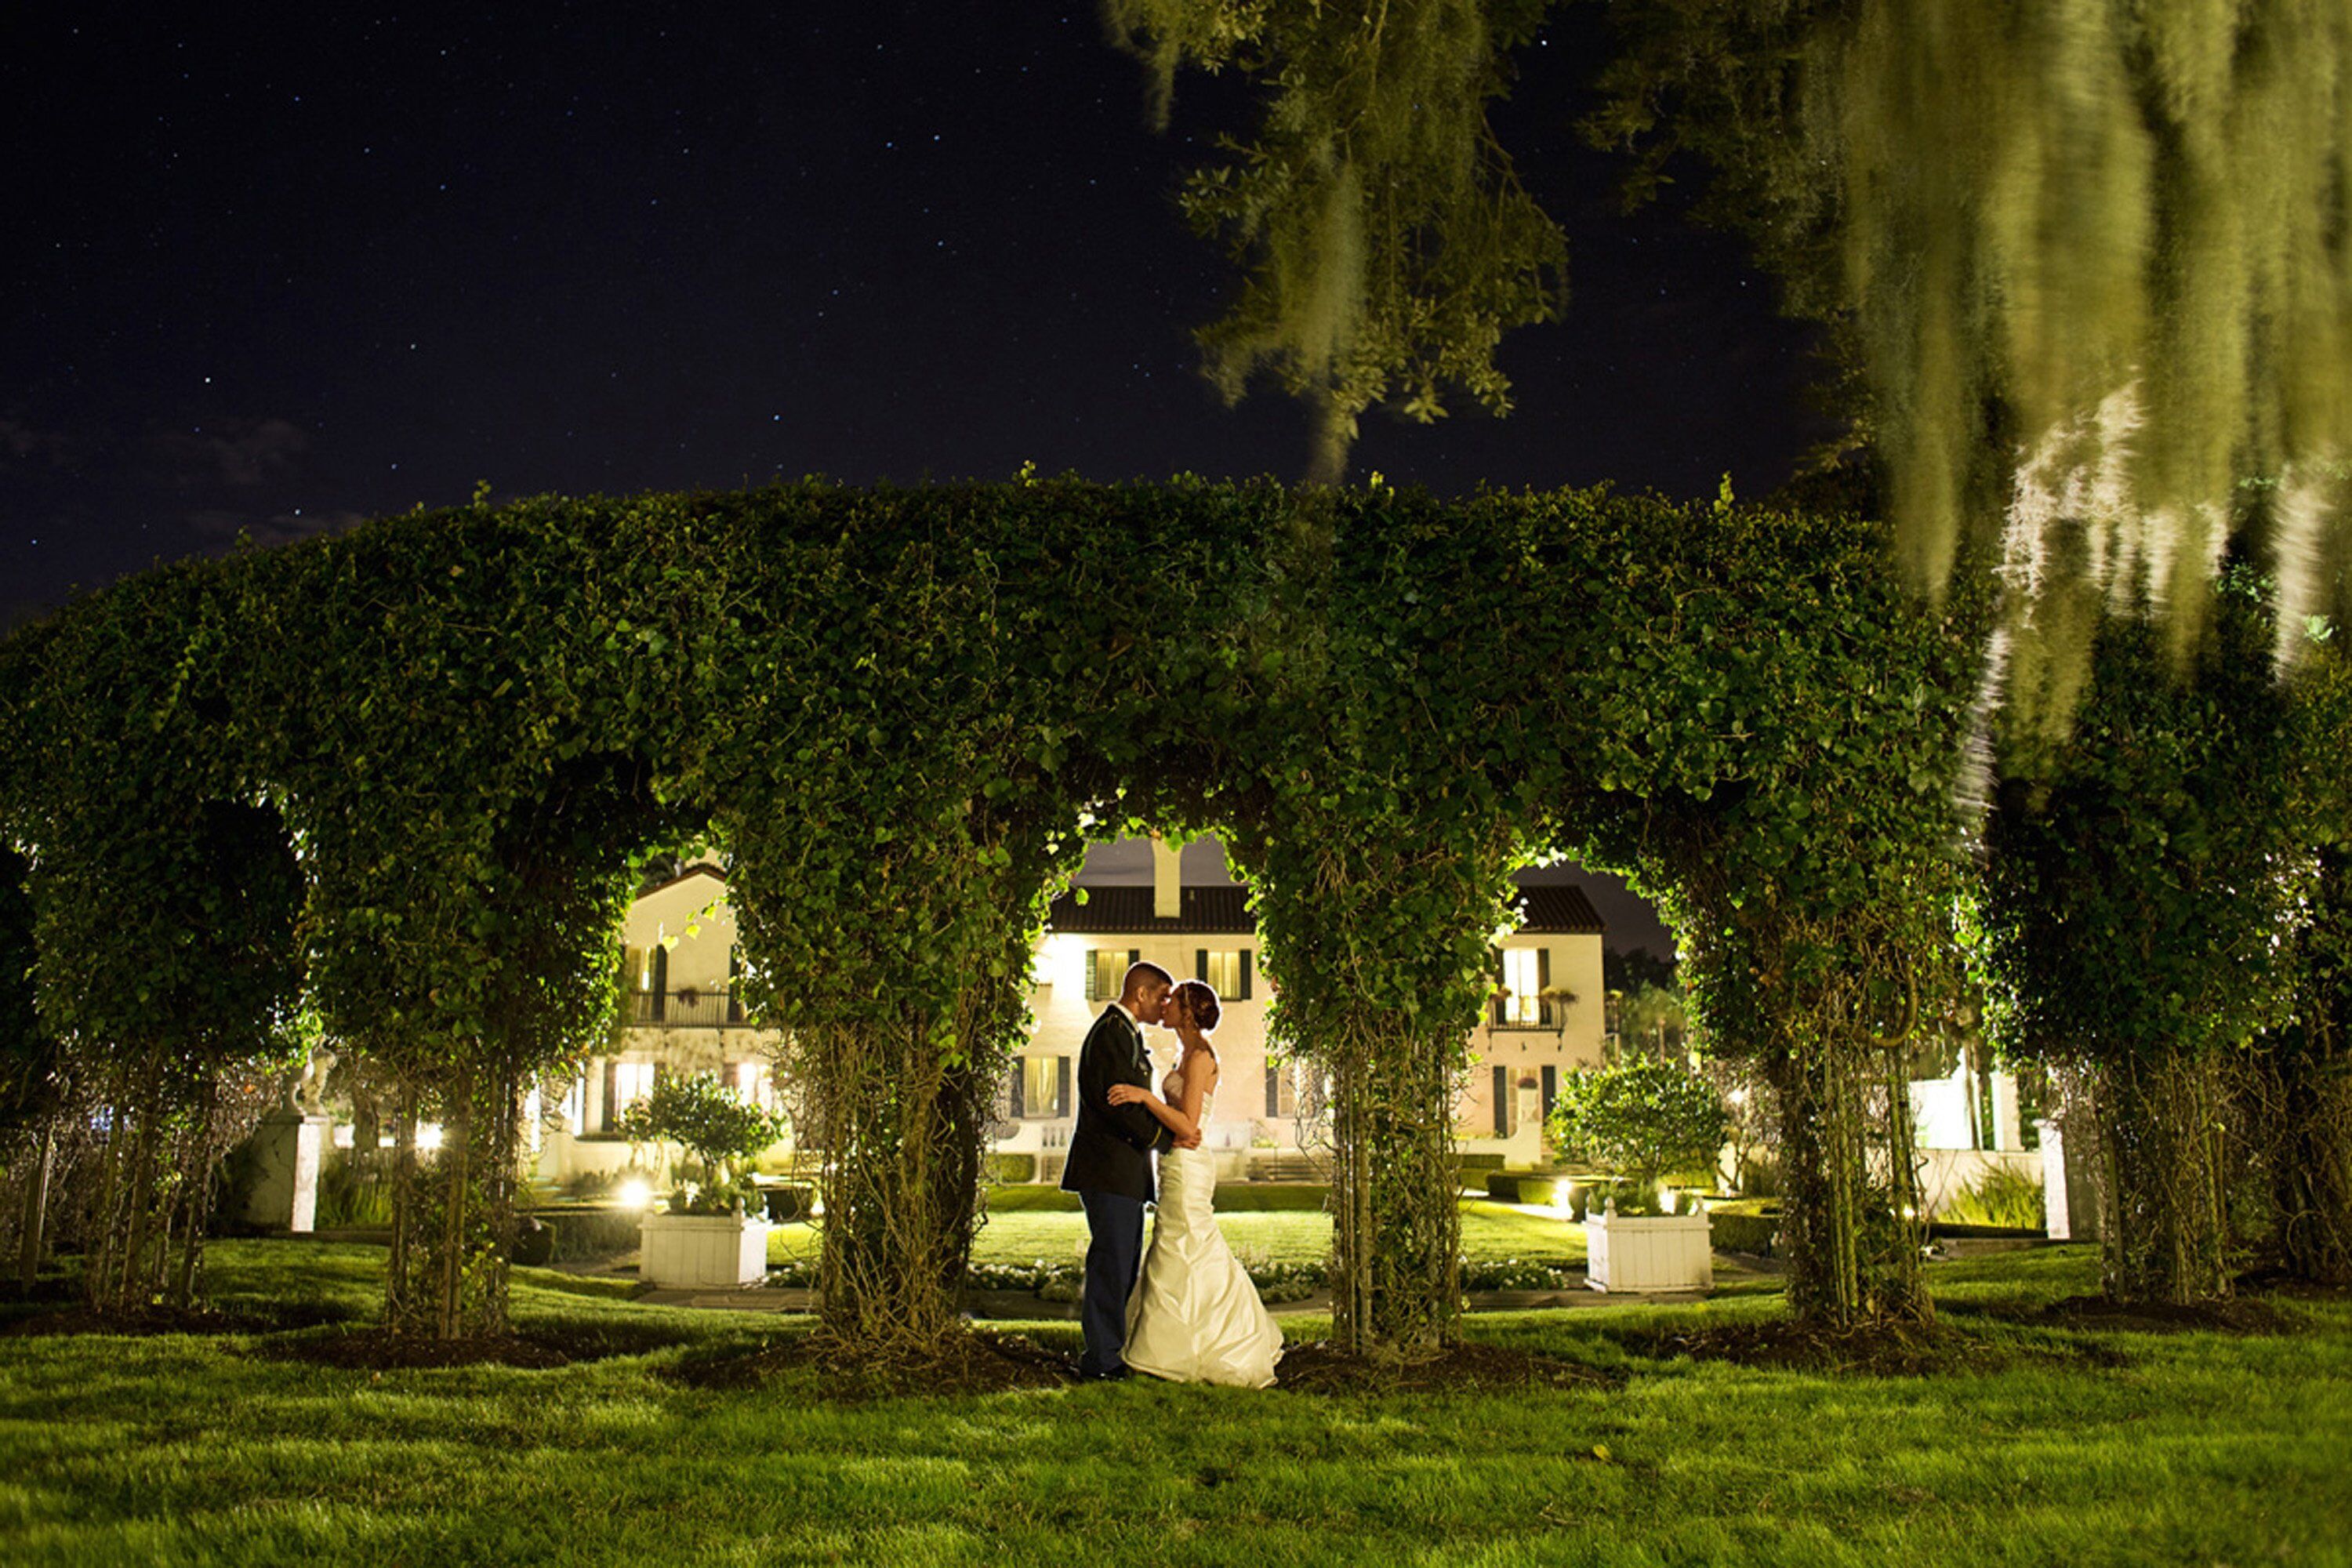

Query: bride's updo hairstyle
1171;978;1221;1032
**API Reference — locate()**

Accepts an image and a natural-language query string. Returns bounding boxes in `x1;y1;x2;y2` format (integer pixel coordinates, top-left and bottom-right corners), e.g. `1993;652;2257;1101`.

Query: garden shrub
1936;1163;2045;1230
1546;1062;1730;1211
313;1149;395;1229
985;1152;1037;1185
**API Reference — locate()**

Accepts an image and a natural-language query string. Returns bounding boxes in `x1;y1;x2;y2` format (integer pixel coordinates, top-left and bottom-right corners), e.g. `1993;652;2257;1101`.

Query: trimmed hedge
1483;1172;1564;1207
985;1152;1038;1185
1705;1200;1782;1256
514;1204;648;1263
0;477;1987;1336
758;1183;816;1224
982;1185;1083;1214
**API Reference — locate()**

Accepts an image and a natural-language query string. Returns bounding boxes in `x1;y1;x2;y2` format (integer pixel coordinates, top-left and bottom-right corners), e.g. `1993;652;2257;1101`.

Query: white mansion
534;837;1610;1187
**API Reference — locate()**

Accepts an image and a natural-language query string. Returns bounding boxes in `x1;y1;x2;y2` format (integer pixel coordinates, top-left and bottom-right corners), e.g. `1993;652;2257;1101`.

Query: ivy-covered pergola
0;479;1984;1354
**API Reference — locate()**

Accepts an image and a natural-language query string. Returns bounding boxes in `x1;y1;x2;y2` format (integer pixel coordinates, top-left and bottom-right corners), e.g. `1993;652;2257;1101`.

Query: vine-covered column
11;571;308;1319
1669;885;1941;1327
730;808;1065;1357
1240;815;1520;1356
1978;571;2308;1305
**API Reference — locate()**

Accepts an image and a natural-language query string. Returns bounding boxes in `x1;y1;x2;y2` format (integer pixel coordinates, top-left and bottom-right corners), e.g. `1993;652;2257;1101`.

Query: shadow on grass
667;1326;1078;1399
2;1299;354;1340
666;1324;1624;1401
248;1315;711;1371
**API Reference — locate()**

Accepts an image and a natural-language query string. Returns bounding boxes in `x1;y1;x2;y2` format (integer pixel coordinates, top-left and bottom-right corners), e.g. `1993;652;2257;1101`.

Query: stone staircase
1248;1152;1330;1182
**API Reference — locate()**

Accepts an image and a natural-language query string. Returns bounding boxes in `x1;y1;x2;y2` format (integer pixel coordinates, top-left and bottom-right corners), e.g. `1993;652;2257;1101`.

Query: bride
1105;978;1284;1388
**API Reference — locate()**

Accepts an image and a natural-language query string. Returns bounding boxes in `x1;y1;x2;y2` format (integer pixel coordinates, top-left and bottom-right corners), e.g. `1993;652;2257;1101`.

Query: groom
1062;960;1196;1379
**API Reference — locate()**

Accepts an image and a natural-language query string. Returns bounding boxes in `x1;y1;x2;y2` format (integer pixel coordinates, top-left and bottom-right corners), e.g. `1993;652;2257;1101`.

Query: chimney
1152;836;1184;921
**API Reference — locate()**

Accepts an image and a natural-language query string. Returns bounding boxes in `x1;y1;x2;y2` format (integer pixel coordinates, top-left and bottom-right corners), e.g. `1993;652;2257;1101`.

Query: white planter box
1584;1210;1714;1294
639;1212;772;1290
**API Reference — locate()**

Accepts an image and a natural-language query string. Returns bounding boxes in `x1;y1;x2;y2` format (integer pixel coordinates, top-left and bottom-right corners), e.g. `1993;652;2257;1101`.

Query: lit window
1196;949;1252;1000
1265;1060;1298;1118
1086;949;1134;1002
612;1061;656;1120
731;1059;777;1111
1498;947;1549;1025
1018;1055;1069;1118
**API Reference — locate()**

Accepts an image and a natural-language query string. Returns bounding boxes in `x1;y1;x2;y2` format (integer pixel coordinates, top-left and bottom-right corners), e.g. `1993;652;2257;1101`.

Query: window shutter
1085;953;1102;1003
1542;1065;1558;1117
1056;1056;1073;1118
1240;949;1253;1000
649;946;669;1021
603;1060;619;1131
1538;946;1551;985
1196;948;1209;983
1010;1062;1025;1119
1266;1063;1280;1118
1493;1065;1510;1137
1129;948;1139;972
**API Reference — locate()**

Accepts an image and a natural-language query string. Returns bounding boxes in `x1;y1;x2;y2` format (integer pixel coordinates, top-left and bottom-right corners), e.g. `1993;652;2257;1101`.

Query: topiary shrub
1546;1062;1730;1215
619;1074;789;1217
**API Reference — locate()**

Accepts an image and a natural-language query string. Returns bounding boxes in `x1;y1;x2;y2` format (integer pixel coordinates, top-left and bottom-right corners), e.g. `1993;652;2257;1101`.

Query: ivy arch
0;478;1981;1352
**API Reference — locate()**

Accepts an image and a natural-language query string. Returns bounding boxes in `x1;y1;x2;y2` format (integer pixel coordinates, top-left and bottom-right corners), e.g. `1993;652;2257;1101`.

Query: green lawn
2;1241;2347;1565
769;1192;1587;1271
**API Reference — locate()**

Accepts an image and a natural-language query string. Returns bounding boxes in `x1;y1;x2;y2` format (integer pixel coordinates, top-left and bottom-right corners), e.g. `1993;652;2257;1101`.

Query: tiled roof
1044;884;1253;935
1510;884;1606;935
1044;881;1606;937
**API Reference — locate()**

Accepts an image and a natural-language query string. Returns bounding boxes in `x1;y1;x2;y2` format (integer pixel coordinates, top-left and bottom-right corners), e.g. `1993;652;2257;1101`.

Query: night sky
4;3;1823;956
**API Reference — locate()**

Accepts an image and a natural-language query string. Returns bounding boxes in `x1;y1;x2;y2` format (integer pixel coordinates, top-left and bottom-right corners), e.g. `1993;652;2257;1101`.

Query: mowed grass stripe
0;1242;2344;1566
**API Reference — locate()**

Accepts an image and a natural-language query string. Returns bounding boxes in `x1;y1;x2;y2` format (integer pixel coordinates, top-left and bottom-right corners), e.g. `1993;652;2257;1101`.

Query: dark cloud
150;417;310;490
189;507;366;548
1;418;72;465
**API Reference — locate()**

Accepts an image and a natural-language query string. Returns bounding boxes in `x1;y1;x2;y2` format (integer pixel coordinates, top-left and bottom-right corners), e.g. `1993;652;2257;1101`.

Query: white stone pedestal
2039;1118;2102;1240
1585;1209;1714;1293
238;1110;331;1233
639;1213;773;1289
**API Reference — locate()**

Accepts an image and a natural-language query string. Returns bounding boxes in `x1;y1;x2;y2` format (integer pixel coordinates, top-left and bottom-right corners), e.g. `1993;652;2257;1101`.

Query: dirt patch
252;1319;698;1370
1621;1318;2009;1377
670;1327;1075;1398
1270;1341;1621;1395
3;1302;350;1338
2016;1293;2299;1337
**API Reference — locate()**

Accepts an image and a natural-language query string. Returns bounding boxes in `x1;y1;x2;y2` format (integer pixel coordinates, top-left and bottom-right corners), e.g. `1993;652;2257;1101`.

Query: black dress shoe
1080;1366;1131;1381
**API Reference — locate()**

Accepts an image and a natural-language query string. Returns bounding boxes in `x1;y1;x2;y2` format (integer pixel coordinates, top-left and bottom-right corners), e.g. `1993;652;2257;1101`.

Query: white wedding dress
1122;1070;1285;1388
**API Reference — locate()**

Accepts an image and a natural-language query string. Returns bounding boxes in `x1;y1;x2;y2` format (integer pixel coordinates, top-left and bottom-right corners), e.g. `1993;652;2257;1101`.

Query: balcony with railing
625;987;752;1029
1486;996;1559;1030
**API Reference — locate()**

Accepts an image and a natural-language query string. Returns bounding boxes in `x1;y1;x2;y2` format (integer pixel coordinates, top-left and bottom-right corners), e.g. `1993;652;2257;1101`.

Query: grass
771;1191;1588;1271
2;1241;2347;1564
